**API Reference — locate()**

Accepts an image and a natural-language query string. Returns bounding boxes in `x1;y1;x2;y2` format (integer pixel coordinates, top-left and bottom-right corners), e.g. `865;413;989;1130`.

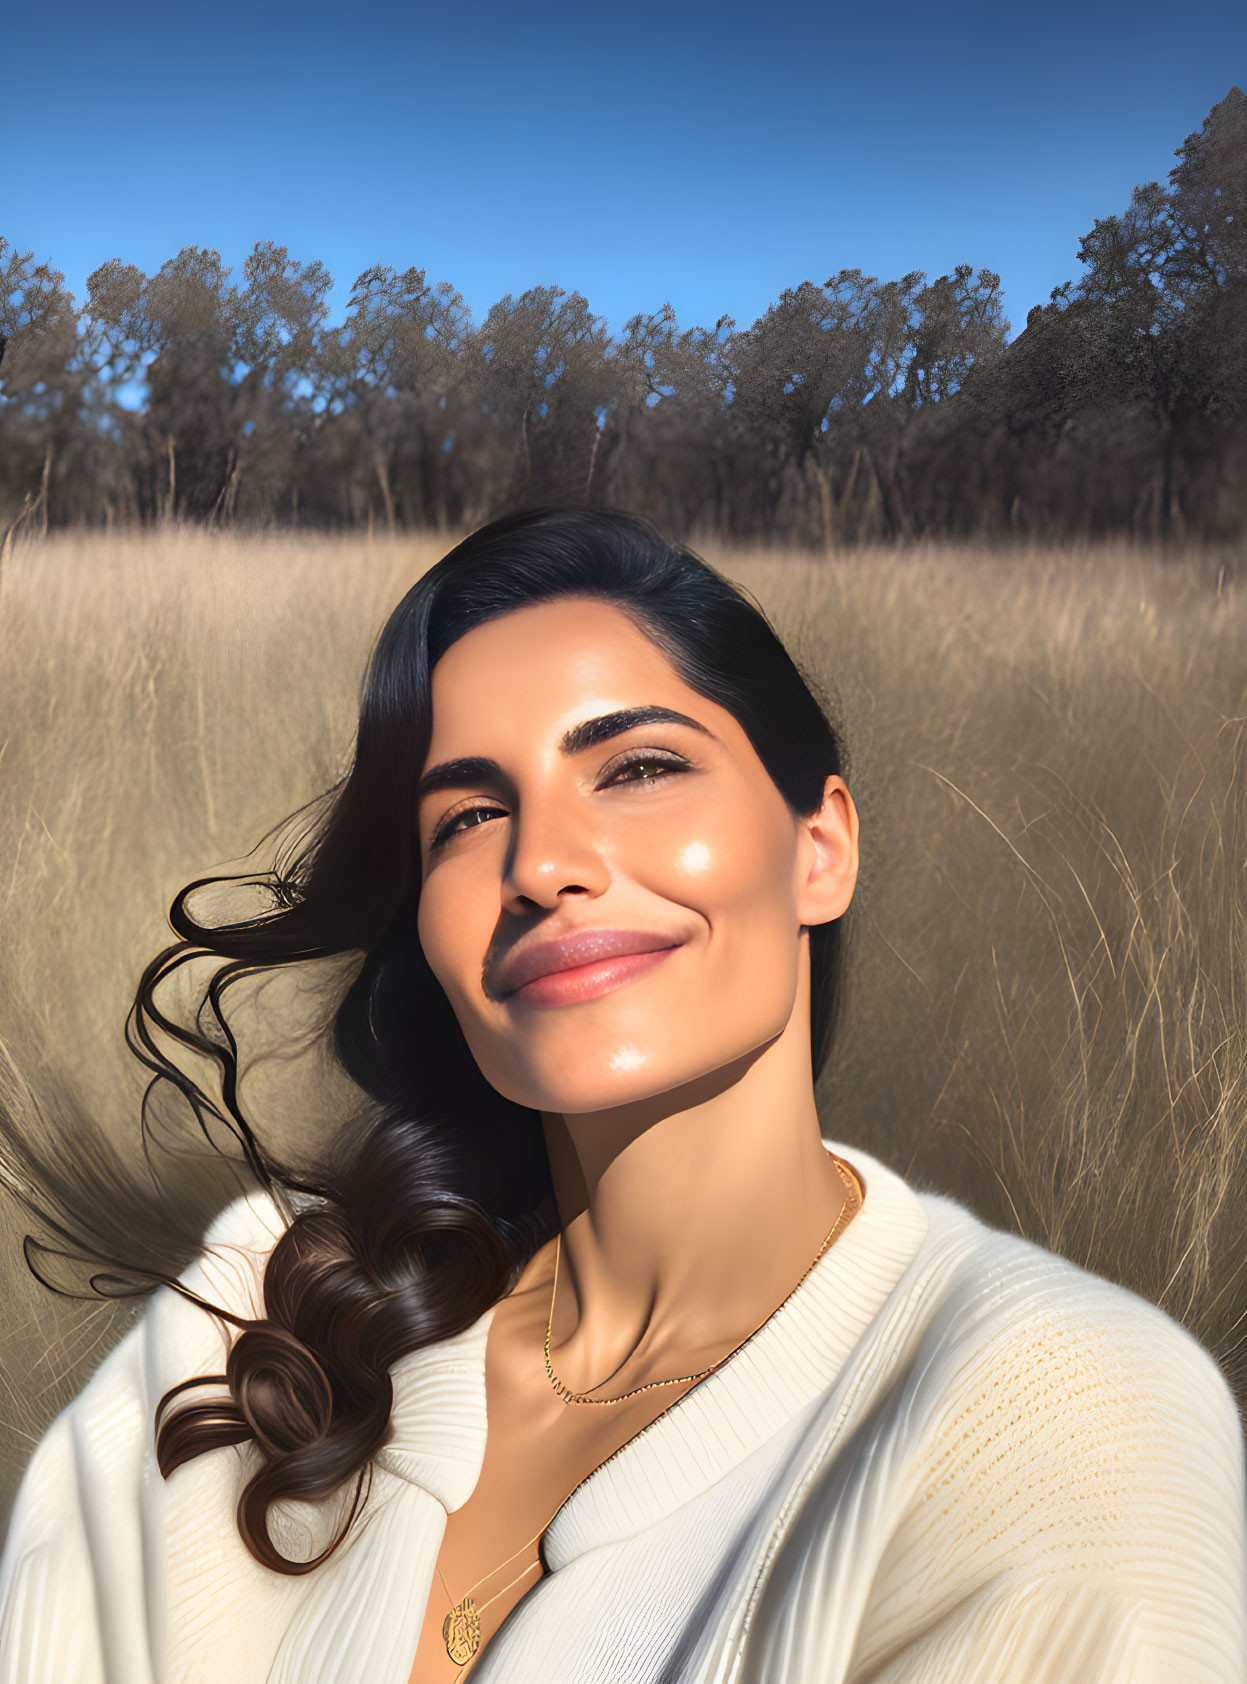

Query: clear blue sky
3;0;1243;343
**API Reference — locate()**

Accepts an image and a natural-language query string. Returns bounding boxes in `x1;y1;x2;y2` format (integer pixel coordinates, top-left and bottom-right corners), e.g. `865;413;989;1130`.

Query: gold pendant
443;1595;482;1666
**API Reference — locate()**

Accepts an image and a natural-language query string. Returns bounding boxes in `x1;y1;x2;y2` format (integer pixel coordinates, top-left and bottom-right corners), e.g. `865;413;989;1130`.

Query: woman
0;506;1243;1683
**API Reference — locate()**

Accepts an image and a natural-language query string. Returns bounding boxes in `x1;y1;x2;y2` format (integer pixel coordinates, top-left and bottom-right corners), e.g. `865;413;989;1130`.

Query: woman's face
415;596;856;1114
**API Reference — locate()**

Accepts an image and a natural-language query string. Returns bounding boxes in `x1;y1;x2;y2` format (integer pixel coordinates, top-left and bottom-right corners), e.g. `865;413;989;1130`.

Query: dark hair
116;507;850;1571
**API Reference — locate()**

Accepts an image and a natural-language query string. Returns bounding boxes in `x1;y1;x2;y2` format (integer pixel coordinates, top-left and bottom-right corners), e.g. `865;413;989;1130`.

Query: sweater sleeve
847;1262;1247;1684
0;1189;286;1684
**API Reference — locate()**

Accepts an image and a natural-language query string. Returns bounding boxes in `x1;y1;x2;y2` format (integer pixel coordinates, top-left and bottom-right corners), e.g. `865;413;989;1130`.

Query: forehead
426;597;700;740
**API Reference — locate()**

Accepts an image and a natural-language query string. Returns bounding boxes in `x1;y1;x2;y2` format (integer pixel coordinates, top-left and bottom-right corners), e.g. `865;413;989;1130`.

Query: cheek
673;839;713;877
660;796;796;925
415;883;477;1008
668;801;802;1031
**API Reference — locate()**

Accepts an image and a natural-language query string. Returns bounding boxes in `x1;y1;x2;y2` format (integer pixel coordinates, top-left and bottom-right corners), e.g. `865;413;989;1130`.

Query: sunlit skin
407;595;860;1682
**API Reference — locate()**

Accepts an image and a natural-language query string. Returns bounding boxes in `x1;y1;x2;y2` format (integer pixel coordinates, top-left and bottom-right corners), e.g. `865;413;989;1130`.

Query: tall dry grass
1;526;1244;1528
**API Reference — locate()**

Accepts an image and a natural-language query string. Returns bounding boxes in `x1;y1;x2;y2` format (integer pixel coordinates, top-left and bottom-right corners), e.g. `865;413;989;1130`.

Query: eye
601;750;690;786
429;802;507;850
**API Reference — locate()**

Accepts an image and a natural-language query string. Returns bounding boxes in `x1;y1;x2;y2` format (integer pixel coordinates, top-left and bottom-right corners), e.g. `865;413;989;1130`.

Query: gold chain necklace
545;1150;863;1404
433;1148;864;1666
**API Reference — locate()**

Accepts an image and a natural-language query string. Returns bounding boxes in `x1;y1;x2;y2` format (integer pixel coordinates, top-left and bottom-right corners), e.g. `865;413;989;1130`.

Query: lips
491;927;682;998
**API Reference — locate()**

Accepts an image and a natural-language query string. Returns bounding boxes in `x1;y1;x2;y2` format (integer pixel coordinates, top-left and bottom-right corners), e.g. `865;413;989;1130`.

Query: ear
795;775;859;928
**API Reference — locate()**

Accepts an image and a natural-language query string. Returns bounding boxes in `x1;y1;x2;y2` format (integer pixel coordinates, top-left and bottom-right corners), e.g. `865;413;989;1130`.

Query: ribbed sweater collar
374;1139;929;1566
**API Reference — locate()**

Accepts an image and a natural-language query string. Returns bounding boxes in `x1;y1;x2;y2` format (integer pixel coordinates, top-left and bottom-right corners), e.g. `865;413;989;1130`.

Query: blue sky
3;0;1243;343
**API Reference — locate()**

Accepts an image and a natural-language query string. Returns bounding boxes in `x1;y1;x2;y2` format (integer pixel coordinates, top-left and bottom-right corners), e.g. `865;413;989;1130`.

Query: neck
539;1013;849;1396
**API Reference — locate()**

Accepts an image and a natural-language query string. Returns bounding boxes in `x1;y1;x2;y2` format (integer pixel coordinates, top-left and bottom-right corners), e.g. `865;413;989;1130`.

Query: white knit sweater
1;1141;1244;1683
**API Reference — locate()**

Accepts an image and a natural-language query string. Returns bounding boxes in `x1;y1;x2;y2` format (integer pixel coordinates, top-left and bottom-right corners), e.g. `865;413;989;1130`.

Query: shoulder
0;1187;293;1673
907;1186;1241;1434
882;1189;1245;1584
819;1146;1242;1478
111;1184;291;1408
7;1185;289;1513
804;1188;1247;1678
168;1183;290;1333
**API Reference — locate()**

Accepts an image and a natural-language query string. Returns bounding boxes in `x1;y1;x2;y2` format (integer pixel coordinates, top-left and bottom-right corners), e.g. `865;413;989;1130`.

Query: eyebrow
415;705;716;804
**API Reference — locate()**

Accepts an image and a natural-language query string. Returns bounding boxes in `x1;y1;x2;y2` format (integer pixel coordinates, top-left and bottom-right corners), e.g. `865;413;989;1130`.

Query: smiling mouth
507;945;681;1008
492;926;684;997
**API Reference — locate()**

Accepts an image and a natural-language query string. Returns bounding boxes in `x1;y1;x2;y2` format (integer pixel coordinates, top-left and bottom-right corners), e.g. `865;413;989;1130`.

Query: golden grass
2;526;1245;1523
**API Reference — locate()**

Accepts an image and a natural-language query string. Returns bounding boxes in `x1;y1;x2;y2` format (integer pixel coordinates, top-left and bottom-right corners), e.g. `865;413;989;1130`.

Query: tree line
2;88;1243;548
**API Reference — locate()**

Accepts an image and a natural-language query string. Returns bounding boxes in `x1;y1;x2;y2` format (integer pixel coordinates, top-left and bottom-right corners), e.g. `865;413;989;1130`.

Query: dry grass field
2;526;1245;1528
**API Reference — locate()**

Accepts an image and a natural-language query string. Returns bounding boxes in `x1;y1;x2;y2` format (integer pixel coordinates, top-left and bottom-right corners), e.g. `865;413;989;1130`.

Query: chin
472;1046;669;1114
473;1024;788;1117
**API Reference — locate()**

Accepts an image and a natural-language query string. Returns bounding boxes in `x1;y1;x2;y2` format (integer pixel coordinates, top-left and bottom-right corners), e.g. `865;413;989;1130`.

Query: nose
500;787;611;912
